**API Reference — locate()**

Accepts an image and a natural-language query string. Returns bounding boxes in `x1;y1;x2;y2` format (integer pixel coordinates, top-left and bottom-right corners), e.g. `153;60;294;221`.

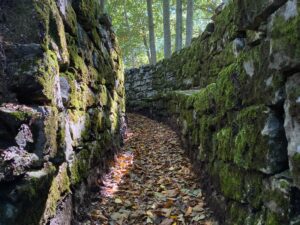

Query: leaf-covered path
84;113;217;225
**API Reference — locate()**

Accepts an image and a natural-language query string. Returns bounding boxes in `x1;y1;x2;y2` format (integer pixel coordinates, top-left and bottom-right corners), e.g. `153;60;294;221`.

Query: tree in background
175;0;183;52
163;0;172;58
107;0;221;68
186;0;194;47
100;0;105;13
147;0;157;64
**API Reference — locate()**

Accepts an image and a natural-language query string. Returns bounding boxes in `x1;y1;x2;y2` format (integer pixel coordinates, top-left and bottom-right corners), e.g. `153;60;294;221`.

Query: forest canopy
107;0;221;68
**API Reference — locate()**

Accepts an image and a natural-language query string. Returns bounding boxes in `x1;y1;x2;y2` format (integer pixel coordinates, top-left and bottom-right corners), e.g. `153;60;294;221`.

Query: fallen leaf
193;203;204;212
161;208;172;217
164;189;179;198
83;114;217;225
90;210;107;221
160;218;174;225
115;198;123;204
185;206;193;216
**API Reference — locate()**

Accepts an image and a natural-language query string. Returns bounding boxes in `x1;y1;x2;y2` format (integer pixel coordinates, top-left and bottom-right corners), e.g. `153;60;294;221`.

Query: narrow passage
85;114;217;225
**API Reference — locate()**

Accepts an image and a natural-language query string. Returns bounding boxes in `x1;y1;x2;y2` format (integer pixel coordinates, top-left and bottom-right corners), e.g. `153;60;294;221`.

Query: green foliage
107;0;221;68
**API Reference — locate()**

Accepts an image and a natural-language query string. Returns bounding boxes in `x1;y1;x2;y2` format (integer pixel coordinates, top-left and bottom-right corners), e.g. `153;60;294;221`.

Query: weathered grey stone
60;77;71;105
243;60;255;77
0;0;125;224
0;146;39;182
49;195;72;225
269;0;300;72
237;0;288;30
260;111;288;174
15;124;33;149
125;1;300;224
285;73;300;188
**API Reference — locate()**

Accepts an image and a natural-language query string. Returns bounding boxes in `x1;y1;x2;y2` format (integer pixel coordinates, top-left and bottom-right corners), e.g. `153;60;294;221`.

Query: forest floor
84;113;217;225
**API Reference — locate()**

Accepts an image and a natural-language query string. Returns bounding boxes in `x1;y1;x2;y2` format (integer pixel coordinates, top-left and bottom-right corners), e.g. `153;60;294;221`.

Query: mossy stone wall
0;0;125;224
126;0;300;224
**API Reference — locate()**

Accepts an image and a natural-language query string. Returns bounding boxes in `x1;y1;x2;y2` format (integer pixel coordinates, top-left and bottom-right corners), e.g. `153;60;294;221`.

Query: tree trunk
123;0;130;28
123;0;135;67
146;0;157;64
175;0;183;52
186;0;194;47
143;34;151;64
163;0;171;58
100;0;105;13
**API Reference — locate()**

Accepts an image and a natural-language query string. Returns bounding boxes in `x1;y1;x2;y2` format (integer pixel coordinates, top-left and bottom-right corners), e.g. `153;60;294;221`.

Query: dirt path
84;113;217;225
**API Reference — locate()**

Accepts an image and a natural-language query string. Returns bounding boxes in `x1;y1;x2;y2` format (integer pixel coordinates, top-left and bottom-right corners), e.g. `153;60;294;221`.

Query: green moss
91;28;102;49
214;162;263;207
68;109;85;123
64;3;78;35
214;127;233;162
219;163;244;201
10;111;33;121
48;0;69;65
209;44;236;78
66;35;89;82
89;66;106;88
291;153;300;185
61;71;89;110
210;1;239;42
215;63;240;114
190;83;217;114
94;110;105;133
33;0;51;49
37;50;60;106
228;202;249;225
63;72;92;110
99;130;113;147
271;11;300;59
264;187;290;219
197;114;221;162
72;0;100;30
287;82;300;119
43;164;70;220
109;112;119;134
81;114;92;141
233;105;268;170
70;149;90;185
99;85;109;107
266;211;283;225
14;166;56;225
44;107;58;158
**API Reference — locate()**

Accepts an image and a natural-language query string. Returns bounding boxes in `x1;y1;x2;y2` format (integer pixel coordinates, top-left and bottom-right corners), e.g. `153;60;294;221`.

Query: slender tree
163;0;171;58
175;0;183;52
146;0;157;64
186;0;194;47
100;0;105;13
143;34;151;63
122;0;136;66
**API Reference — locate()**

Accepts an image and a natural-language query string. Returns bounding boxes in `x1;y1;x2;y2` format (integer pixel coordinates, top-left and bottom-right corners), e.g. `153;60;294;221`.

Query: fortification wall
0;0;125;224
126;0;300;224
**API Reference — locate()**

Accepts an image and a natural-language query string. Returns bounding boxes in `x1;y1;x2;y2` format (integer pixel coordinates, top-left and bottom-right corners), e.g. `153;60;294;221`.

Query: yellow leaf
114;198;123;204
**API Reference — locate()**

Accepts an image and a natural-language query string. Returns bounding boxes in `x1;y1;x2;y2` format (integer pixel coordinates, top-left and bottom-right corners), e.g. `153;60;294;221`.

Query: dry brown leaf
164;189;179;198
83;114;217;225
193;203;204;212
160;218;174;225
185;206;193;216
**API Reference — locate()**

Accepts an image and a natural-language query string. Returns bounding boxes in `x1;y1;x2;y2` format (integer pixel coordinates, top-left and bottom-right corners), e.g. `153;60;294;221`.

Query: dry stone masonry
126;0;300;224
0;0;125;224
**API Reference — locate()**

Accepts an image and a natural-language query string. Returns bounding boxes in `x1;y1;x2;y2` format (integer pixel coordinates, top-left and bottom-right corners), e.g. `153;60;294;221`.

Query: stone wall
0;0;125;224
126;0;300;224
